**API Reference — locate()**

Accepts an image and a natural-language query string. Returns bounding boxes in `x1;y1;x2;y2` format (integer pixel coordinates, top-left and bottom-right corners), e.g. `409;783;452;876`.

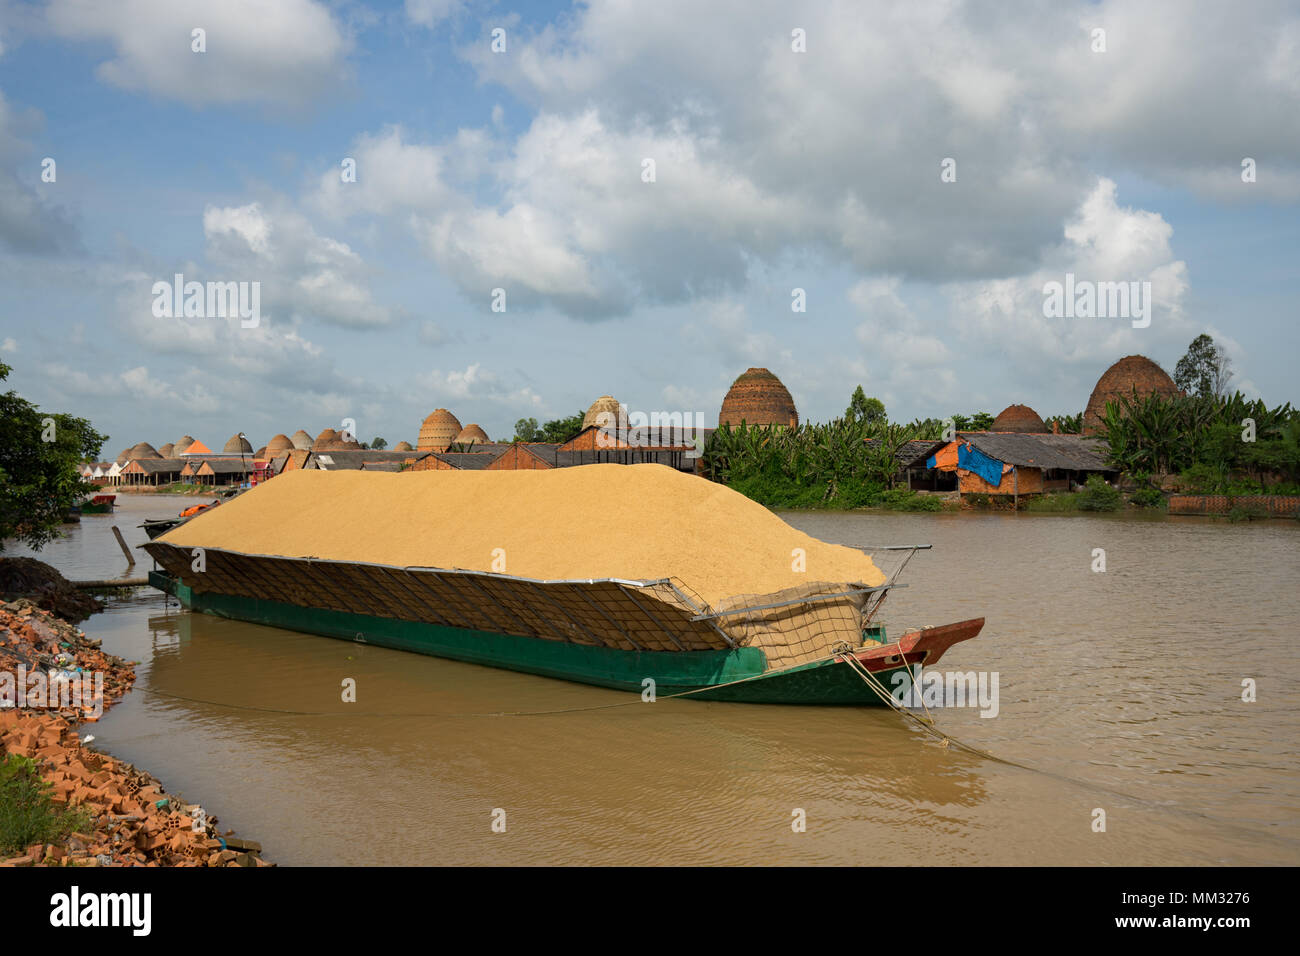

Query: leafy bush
876;488;942;511
1024;493;1081;512
0;754;92;855
1078;475;1122;511
964;493;990;508
1228;504;1269;523
1130;488;1165;508
831;478;886;509
1177;464;1219;493
729;472;826;510
1222;476;1263;494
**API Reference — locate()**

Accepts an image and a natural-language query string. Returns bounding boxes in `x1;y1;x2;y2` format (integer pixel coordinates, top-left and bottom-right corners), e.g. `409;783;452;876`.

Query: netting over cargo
141;544;890;668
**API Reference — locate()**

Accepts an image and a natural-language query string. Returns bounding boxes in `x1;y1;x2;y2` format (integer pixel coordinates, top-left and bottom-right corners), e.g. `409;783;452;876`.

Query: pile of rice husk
160;464;884;606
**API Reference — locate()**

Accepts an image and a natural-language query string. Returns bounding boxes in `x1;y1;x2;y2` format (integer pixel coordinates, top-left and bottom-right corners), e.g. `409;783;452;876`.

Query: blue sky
0;0;1296;453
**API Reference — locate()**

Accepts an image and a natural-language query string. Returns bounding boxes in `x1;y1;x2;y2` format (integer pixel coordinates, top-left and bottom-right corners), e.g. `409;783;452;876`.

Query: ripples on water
8;496;1298;864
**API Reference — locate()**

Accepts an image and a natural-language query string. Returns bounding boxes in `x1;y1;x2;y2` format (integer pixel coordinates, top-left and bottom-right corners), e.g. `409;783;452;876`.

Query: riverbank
751;482;1300;520
94;483;220;496
0;597;272;867
0;557;104;622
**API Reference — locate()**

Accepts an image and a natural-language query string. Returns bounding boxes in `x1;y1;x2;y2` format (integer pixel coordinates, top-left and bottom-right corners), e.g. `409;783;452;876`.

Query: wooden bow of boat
853;617;985;672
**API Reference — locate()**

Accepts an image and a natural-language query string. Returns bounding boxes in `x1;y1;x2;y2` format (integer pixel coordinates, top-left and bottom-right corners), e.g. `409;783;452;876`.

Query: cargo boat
79;494;117;514
142;545;982;706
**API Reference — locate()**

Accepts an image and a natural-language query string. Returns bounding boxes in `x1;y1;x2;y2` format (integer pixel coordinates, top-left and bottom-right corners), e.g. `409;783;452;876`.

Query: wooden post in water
111;525;135;566
1013;466;1019;512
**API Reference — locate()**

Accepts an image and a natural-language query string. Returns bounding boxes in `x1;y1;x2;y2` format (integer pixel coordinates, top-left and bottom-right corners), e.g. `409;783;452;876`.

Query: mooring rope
832;647;1037;771
828;649;1300;842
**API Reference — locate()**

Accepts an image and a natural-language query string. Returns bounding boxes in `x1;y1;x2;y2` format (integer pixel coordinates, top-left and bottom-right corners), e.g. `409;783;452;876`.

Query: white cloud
0;92;79;254
42;362;222;415
849;278;955;412
418;321;455;347
946;178;1190;365
685;299;794;373
311;126;474;221
429;362;543;408
203;204;272;255
46;0;351;108
405;0;464;29
382;0;1298;318
661;383;719;418
203;201;391;328
324;110;810;316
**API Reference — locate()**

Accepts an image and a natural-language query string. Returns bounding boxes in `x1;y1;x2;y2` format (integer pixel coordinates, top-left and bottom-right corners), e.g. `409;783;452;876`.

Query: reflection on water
9;495;1299;864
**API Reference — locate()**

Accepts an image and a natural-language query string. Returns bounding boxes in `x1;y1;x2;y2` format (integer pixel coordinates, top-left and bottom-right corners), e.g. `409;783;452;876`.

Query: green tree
540;411;586;444
1044;413;1082;434
369;437;387;450
950;412;995;432
908;417;946;439
0;362;107;551
846;387;886;424
512;418;541;442
1174;334;1233;398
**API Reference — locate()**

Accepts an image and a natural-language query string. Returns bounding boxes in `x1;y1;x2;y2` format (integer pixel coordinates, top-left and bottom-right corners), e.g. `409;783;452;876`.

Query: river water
8;494;1298;865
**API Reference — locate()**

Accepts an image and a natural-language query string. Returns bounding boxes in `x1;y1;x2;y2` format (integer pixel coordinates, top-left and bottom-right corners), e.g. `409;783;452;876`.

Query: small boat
79;494;117;514
141;518;185;540
140;500;221;539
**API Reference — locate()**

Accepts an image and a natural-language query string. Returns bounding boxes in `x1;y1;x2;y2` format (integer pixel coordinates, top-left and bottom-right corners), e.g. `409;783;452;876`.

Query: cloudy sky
0;0;1296;452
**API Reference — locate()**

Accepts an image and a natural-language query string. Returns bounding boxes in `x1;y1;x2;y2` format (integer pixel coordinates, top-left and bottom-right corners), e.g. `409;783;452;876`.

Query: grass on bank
0;753;93;856
149;482;207;494
727;473;945;512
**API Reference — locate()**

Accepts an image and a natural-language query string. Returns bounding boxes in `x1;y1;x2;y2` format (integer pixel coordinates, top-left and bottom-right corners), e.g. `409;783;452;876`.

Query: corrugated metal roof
959;432;1112;470
123;458;185;474
866;438;949;467
516;445;693;469
197;459;251;474
429;452;499;470
310;449;428;470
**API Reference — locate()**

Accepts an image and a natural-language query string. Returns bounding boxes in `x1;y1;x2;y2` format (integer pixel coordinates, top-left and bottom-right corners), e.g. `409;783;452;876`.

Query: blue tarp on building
958;443;1005;487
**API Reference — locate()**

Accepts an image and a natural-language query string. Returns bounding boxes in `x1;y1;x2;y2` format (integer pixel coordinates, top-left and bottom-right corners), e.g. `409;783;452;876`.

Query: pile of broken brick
0;598;136;716
1;601;272;867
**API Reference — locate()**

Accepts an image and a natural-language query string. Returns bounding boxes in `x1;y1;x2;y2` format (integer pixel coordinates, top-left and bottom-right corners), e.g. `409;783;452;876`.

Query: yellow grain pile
161;464;884;605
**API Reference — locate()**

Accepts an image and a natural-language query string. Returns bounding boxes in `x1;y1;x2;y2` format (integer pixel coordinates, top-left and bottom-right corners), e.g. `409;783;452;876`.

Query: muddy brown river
9;493;1298;865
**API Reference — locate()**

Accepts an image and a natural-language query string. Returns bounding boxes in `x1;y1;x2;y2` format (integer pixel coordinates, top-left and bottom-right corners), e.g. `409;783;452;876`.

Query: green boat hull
149;571;911;705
